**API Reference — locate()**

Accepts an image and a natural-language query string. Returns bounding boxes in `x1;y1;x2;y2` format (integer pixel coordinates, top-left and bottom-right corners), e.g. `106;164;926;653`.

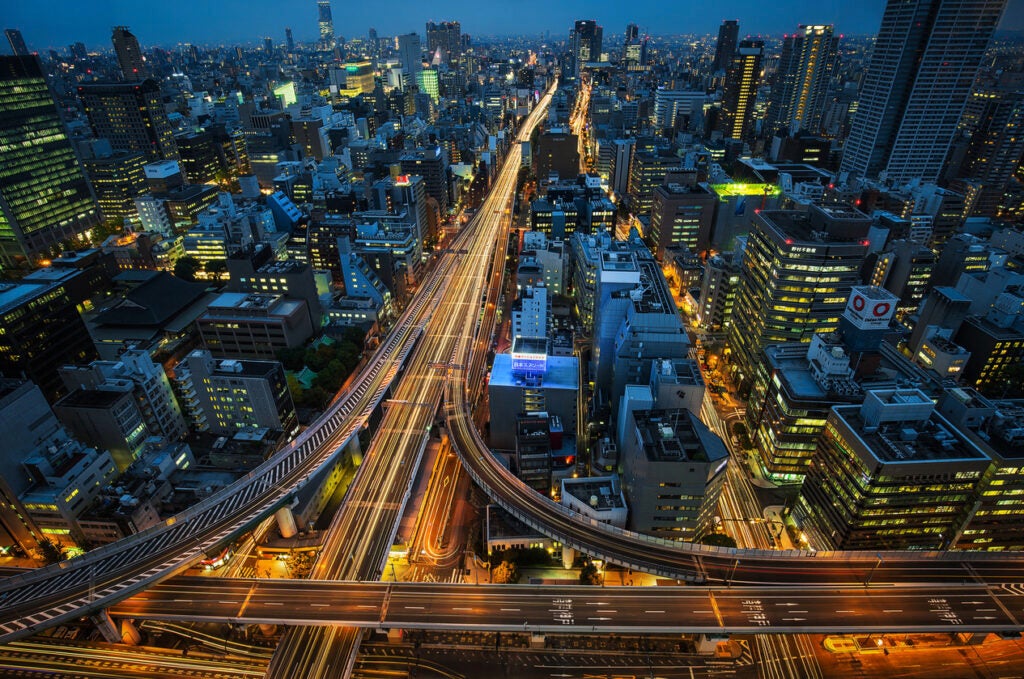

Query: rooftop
633;409;728;464
838;404;989;465
562;477;626;511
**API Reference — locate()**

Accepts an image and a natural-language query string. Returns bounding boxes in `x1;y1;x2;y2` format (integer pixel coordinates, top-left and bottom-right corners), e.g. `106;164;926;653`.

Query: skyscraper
840;0;1008;184
111;26;148;81
0;56;99;266
78;80;179;162
285;27;294;52
765;25;839;136
426;21;461;65
317;0;334;48
397;32;422;77
719;39;763;142
712;20;739;72
568;20;603;77
955;78;1024;216
4;29;28;57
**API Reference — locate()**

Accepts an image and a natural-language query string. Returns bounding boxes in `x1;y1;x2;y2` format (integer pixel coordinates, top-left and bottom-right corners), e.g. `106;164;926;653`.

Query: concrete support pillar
258;624;278;637
387;628;404;644
347;435;363;466
275;506;298;539
561;546;575;569
120;619;142;645
530;633;546;649
91;610;123;643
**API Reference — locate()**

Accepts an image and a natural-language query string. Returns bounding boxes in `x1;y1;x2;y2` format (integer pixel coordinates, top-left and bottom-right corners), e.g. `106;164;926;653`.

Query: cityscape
4;1;1024;677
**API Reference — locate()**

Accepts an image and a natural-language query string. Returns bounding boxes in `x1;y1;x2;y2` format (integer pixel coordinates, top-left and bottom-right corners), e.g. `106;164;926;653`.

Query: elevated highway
114;576;1024;636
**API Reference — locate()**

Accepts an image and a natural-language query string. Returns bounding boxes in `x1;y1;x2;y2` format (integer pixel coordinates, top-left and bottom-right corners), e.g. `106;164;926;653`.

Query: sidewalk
764;506;796;550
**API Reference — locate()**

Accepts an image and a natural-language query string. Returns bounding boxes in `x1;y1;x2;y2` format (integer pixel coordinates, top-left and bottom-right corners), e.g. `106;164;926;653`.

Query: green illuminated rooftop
708;183;781;199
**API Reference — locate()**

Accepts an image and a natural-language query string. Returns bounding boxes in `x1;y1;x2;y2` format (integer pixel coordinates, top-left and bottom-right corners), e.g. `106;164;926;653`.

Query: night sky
7;0;1024;51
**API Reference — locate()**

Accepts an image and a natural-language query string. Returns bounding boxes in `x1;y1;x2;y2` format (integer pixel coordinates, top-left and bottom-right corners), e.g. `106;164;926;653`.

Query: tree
205;259;228;283
491;560;520;584
698;533;738;548
174;256;201;282
579;562;602;585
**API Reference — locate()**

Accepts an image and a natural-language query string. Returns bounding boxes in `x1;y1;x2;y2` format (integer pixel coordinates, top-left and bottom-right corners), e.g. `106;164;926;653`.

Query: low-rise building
198;292;313;359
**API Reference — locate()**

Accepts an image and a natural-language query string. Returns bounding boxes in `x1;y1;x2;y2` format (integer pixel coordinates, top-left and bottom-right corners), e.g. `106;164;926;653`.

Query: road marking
644;610;665;614
836;610;856;613
357;605;376;609
883;609;902;613
781;618;807;621
405;606;425;610
586;617;613;621
452;607;473;611
500;608;521;612
265;603;282;606
310;603;329;607
693;610;714;614
218;601;237;604
173;599;191;603
596;610;617;614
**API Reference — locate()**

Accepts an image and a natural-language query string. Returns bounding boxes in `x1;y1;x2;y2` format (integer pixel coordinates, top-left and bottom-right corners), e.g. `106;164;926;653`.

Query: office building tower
0;56;100;266
648;182;716;258
797;389;990;551
198;292;314;359
568;20;603;77
399;147;448;216
54;383;149;470
4;29;28;56
840;0;1008;184
173;349;297;438
956;81;1024;216
955;290;1024;395
397;32;422;76
79;80;179;162
317;0;334;48
719;39;763;142
0;281;98;402
70;42;88;61
111;26;148;80
84;151;148;225
426;21;461;65
765;25;839;136
625;23;639;49
712;20;739;72
285;27;294;52
940;389;1024;551
697;253;741;332
726;205;871;392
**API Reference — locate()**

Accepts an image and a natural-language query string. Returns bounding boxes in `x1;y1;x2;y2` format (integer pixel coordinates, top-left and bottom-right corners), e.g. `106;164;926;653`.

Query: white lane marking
500;608;521;612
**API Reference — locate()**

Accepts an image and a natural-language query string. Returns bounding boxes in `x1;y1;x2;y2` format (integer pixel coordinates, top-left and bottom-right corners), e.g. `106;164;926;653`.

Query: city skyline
8;0;1024;50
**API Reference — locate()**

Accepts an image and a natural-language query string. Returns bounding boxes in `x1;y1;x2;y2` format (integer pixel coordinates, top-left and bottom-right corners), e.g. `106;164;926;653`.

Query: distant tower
4;29;28;57
568;19;603;77
0;55;99;266
841;0;1008;184
111;26;147;80
624;23;639;48
719;39;763;142
317;0;334;49
766;25;839;136
426;21;461;65
397;32;422;77
285;27;294;52
712;20;739;72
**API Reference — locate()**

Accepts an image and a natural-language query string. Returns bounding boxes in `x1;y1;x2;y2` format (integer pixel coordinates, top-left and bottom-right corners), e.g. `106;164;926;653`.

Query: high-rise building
4;29;28;57
726;205;870;391
765;25;839;136
568;20;603;77
840;0;1008;184
285;27;294;53
111;26;148;81
0;56;99;266
648;182;716;258
78;80;179;162
719;39;763;142
397;32;422;77
84;151;148;225
317;0;334;49
712;20;739;72
0;280;98;402
955;80;1024;216
426;21;461;65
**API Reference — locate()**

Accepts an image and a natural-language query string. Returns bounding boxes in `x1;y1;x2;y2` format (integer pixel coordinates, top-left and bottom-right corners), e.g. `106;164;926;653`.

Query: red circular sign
872;302;891;317
852;295;866;311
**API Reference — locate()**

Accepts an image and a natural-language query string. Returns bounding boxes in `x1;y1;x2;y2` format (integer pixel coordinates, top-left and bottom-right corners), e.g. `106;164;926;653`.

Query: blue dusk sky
6;0;1024;51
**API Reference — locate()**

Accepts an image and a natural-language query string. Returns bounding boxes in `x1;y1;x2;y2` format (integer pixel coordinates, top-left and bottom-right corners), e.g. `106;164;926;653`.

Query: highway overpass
112;576;1024;636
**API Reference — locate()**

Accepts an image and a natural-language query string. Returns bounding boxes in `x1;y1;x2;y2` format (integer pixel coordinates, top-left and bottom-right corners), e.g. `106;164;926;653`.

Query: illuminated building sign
511;351;547;375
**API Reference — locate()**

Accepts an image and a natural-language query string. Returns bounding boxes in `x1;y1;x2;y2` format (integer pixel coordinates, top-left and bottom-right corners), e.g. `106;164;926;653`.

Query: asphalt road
113;577;1024;635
